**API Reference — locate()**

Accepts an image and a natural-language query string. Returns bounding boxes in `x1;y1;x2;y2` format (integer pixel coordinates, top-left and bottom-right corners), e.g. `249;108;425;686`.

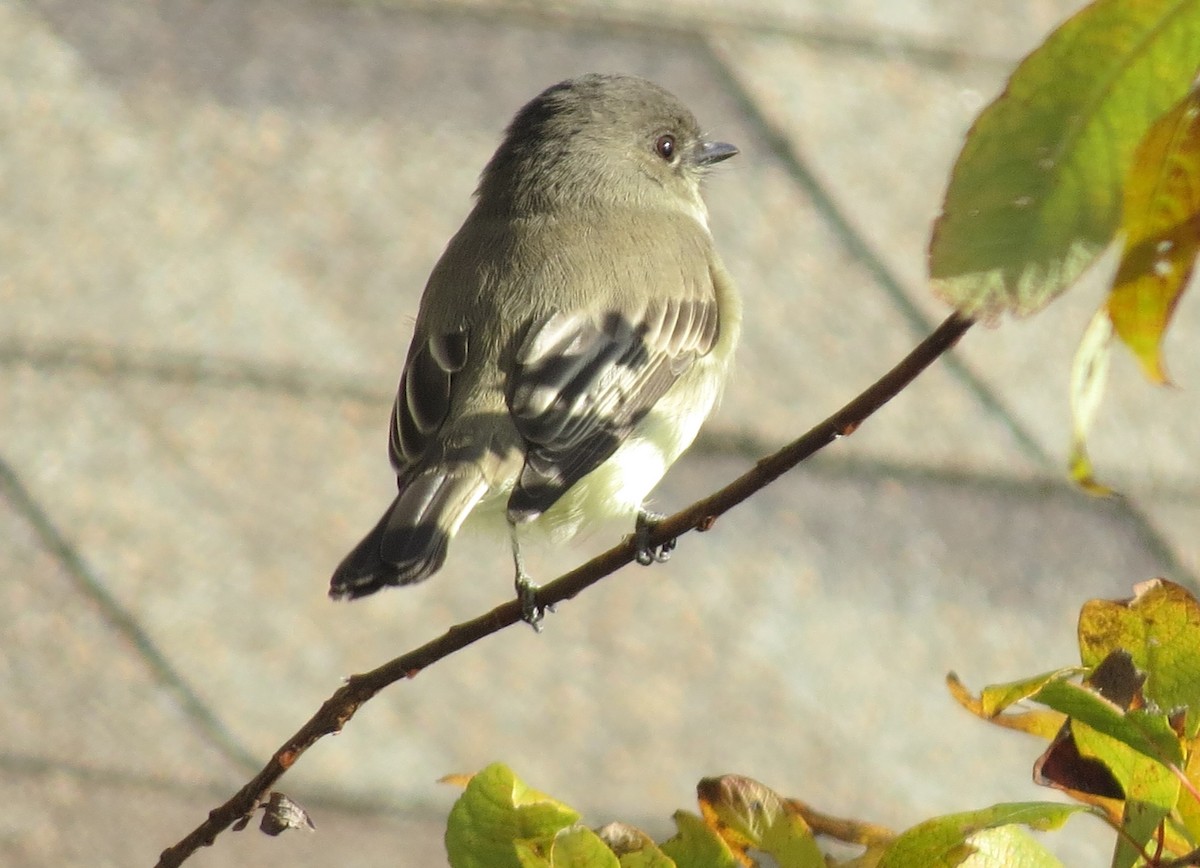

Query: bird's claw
635;510;676;565
515;573;552;632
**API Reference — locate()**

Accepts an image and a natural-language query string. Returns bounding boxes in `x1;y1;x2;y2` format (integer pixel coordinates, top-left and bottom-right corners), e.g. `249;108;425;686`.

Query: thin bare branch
155;311;975;867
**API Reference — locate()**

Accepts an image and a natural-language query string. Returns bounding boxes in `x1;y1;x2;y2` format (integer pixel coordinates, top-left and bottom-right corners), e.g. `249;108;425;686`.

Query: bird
329;73;741;625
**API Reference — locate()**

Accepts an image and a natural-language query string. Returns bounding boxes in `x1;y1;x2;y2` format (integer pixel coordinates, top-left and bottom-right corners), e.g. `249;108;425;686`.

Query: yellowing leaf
977;669;1083;717
695;776;824;868
946;672;1069;740
1078;579;1200;736
1068;309;1116;495
1108;84;1200;383
930;0;1200;319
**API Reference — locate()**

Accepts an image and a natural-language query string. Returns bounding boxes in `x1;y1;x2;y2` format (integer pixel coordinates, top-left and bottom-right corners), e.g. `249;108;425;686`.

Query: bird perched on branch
329;73;741;625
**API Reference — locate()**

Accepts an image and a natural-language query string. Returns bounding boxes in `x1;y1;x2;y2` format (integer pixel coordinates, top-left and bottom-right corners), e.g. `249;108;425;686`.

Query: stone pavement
3;1;1198;865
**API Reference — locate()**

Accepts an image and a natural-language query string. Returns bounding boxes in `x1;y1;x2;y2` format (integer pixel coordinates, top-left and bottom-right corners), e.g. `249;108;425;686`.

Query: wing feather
389;328;468;470
505;292;718;521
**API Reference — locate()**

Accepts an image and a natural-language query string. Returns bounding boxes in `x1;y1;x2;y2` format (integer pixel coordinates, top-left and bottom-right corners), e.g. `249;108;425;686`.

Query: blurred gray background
3;1;1198;865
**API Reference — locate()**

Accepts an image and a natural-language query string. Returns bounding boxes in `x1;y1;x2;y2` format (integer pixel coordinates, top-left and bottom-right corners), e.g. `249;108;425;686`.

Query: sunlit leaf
1108;83;1200;383
1072;720;1180;809
875;803;1086;868
1034;721;1125;801
658;811;740;868
1068;309;1116;495
1176;745;1200;842
695;776;824;868
1078;579;1200;737
446;763;581;868
515;826;621;868
616;848;677;868
594;823;676;868
1111;800;1172;868
930;0;1200;318
977;669;1082;717
1033;679;1184;766
952;826;1064;867
946;673;1068;740
1032;649;1148;801
1069;720;1183;868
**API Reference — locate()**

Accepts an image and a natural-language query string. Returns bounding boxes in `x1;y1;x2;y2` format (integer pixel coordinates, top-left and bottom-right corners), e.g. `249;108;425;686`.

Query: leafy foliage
928;0;1200;489
952;579;1200;867
930;0;1200;320
447;582;1200;867
443;3;1200;866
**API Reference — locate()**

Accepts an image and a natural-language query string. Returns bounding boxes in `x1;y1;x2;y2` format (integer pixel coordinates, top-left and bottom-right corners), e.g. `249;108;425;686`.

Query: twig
154;311;975;867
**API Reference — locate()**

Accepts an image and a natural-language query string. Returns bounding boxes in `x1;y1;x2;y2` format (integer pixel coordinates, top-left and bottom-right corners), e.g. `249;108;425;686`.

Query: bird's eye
654;134;676;162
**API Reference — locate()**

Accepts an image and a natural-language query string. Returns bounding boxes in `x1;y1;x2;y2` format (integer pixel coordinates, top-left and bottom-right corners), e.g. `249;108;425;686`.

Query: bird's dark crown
475;74;712;214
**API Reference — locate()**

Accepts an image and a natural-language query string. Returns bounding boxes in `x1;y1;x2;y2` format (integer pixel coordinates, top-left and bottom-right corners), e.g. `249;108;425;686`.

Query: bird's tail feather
330;466;489;600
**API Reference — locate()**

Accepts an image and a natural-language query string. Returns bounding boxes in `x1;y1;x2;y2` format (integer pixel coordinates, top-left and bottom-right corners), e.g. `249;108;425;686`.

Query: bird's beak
695;140;739;166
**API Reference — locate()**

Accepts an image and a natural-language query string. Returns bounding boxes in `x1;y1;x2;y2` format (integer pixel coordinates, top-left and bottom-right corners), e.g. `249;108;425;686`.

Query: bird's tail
329;465;490;600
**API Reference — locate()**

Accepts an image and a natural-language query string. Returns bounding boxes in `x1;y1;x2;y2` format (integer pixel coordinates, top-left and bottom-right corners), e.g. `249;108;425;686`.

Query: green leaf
759;813;827;868
658;811;739;868
1177;749;1200;843
515;826;621;868
1111;800;1172;868
1067;310;1117;495
977;669;1082;717
1070;720;1180;810
1108;83;1200;383
616;846;676;868
947;672;1069;740
930;0;1200;319
594;822;677;868
876;803;1085;868
446;763;581;868
1078;579;1200;736
1032;679;1184;766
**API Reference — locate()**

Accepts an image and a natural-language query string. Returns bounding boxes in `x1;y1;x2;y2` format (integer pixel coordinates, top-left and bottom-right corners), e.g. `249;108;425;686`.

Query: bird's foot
511;526;552;631
515;572;553;632
635;510;676;566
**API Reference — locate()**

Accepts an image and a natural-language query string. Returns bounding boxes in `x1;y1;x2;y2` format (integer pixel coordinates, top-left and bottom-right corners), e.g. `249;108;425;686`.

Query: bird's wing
505;290;719;521
388;328;469;471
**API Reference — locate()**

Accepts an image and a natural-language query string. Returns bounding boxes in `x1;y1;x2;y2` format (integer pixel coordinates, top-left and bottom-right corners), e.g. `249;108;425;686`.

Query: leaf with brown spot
1078;579;1200;737
1034;720;1126;802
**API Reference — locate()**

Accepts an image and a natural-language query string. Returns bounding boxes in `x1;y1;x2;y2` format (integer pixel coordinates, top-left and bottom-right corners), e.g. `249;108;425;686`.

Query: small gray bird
330;73;741;622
